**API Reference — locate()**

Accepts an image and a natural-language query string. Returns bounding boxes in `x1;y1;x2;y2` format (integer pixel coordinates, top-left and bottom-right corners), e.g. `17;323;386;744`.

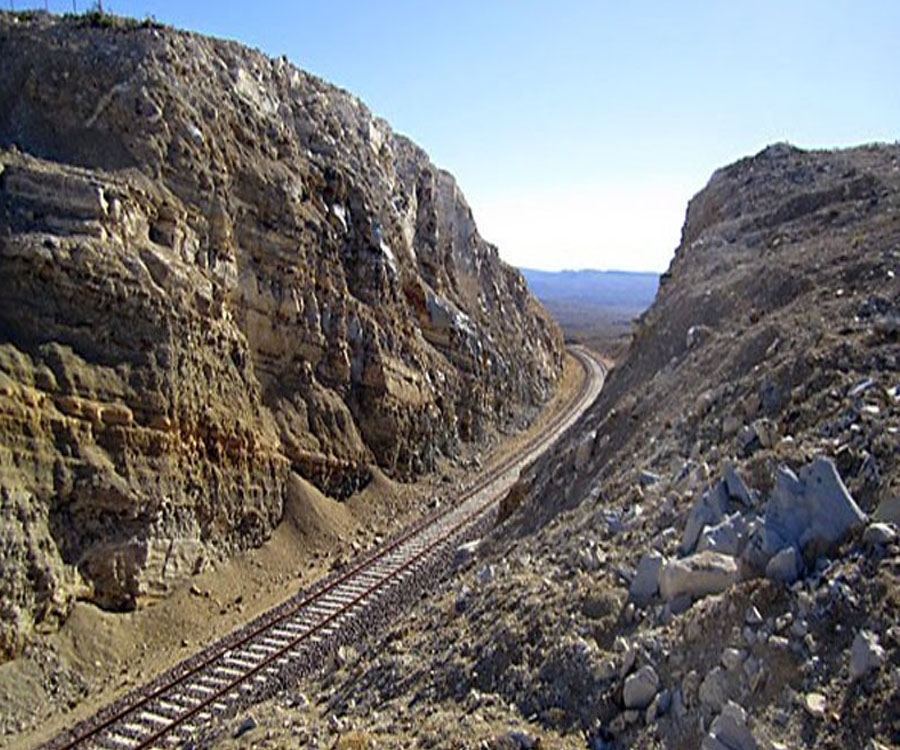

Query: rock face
0;13;562;656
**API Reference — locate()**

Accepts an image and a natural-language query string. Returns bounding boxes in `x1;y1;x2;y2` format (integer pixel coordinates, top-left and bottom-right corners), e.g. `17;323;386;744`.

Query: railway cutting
43;347;606;750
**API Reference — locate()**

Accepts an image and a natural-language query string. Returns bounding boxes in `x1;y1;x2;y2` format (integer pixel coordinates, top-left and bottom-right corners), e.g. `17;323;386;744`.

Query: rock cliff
0;12;562;657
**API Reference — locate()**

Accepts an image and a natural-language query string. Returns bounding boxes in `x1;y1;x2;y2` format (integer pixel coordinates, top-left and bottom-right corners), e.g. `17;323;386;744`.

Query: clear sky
15;1;900;271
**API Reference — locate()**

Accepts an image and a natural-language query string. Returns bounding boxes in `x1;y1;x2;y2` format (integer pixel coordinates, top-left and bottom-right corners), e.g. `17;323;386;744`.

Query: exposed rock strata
0;13;562;656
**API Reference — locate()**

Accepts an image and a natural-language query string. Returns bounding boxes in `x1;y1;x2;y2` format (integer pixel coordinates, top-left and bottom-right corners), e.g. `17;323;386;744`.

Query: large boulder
745;457;867;572
659;551;740;602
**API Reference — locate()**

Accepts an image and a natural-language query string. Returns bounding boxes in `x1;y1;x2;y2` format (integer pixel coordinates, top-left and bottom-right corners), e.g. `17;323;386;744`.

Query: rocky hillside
261;143;900;748
0;12;562;659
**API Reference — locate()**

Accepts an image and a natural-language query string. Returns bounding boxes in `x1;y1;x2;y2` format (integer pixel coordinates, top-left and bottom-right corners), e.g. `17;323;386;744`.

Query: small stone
722;415;743;437
597;657;618;681
623;665;660;710
774;612;793;632
743;418;778;451
721;648;745;672
765;545;802;584
574;433;595;471
609;712;628;734
699;666;729;712
803;692;827;719
630;550;665;605
863;522;897;547
850;630;886;681
702;701;759;750
773;708;791;726
645;690;667;724
501;731;539;749
740;655;760;684
745;606;763;626
639;469;661;487
848;378;876;398
476;564;496;585
234;715;258;739
681;670;700;709
618;641;637;678
288;692;310;710
454;540;481;568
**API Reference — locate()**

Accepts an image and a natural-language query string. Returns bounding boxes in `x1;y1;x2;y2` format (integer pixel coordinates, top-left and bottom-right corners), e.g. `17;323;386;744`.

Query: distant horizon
519;266;661;276
5;2;897;274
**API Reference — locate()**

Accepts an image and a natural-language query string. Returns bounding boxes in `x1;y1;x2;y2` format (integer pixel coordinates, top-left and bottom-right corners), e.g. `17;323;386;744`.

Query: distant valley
521;267;659;355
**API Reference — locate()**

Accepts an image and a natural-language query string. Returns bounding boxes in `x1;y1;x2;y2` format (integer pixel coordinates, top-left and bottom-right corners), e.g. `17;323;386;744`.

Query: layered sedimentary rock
0;12;562;656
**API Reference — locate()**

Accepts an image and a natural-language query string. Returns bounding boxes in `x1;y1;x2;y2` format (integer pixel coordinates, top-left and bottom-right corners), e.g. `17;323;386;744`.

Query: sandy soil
0;353;586;750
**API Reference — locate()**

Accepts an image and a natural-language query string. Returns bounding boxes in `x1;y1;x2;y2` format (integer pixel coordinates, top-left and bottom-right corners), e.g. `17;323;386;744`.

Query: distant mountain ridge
521;268;659;309
520;268;659;350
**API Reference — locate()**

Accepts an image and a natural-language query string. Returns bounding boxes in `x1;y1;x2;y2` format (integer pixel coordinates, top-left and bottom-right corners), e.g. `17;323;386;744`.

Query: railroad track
44;346;606;750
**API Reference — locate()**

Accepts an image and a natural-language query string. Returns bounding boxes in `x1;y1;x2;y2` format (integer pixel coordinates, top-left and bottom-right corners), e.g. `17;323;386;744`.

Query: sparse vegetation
80;12;161;30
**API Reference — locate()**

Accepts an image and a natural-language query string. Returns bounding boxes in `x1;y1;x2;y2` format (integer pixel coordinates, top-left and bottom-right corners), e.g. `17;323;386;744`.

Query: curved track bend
44;346;606;750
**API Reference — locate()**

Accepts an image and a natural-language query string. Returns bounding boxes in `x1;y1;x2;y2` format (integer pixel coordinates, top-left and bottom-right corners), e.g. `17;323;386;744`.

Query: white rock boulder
659;551;740;602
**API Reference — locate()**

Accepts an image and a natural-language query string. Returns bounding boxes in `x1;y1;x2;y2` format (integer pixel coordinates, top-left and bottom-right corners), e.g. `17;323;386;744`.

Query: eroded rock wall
0;12;562;657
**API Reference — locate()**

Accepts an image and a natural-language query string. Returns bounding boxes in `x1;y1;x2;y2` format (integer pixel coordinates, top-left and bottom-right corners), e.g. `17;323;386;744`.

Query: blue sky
15;1;900;271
